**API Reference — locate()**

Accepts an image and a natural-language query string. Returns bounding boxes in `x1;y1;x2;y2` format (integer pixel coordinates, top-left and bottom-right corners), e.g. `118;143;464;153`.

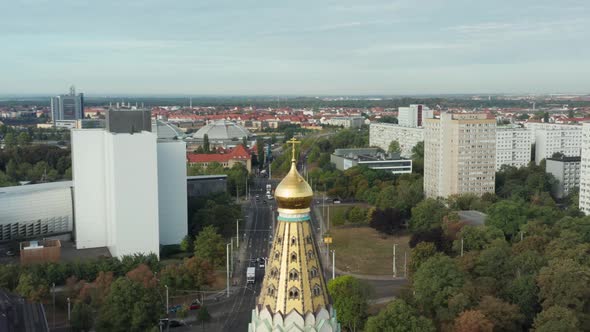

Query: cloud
354;42;467;55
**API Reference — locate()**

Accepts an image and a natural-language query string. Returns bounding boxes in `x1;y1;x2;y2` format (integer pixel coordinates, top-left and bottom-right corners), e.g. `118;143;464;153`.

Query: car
263;200;267;204
259;260;265;268
333;198;341;204
255;194;260;198
189;300;201;310
168;304;182;313
160;319;185;329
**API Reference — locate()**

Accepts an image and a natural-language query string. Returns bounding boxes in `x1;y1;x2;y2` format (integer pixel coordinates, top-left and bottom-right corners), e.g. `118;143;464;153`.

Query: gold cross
287;138;300;161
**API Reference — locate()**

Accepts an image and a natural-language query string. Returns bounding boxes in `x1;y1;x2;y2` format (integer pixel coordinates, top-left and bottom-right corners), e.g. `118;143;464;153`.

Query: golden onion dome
274;160;313;210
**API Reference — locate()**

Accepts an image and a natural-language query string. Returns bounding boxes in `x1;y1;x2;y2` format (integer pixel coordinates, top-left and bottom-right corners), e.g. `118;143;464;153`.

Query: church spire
249;138;340;331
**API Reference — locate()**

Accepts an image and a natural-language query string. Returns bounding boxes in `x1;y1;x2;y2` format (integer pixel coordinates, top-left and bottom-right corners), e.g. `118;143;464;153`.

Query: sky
1;0;590;95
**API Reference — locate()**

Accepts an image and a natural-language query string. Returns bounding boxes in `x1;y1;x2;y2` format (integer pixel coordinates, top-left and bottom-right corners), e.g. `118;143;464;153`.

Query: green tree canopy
486;200;528;238
71;301;94;332
413;254;464;316
365;299;435;332
327;276;371;331
388;140;401;154
533;306;580;332
410;198;449;233
193;225;226;267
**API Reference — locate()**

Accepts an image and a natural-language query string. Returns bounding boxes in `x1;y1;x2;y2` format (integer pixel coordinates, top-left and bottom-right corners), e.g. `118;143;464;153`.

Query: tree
242;136;247;147
198;305;211;331
159;257;215;290
536;259;590;322
486;200;527;238
203;134;210;152
256;138;264;167
453;225;504;253
388;140;401;154
369;208;404;234
410;198;449;233
365;299;435;332
17;132;32;146
454;310;494;332
15;273;47;302
476;296;524;332
96;275;163;332
3;132;16;148
346;206;367;224
412;141;424;174
413;254;464;316
533;306;580;332
327;276;371;331
502;275;539;326
409;242;437;274
71;301;94;332
193;226;226;267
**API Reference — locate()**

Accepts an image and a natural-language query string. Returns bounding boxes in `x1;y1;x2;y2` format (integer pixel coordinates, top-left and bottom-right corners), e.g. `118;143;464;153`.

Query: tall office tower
579;124;590;214
424;113;496;198
495;126;533;170
71;109;187;258
527;123;582;165
249;140;340;332
398;104;434;127
50;86;84;126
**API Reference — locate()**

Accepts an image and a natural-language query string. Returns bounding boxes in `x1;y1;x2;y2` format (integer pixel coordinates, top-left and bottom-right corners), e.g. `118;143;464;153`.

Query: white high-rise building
51;86;84;127
424;113;496;198
71;110;187;258
495;126;532;170
579;124;590;214
398;104;434;128
369;123;424;158
524;123;582;164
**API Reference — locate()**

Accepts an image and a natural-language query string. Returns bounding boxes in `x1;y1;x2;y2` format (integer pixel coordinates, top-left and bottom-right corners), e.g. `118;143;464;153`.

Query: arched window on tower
274;251;280;259
310;267;318;278
307;250;314;259
291;236;297;245
288;287;300;299
270;268;279;278
268;285;276;297
290;252;297;262
306;235;312;244
289;269;299;280
313;284;322;297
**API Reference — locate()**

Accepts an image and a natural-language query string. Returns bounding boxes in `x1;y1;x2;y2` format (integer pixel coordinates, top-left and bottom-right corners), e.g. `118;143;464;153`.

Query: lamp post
331;250;335;280
226;243;231;297
393;244;397;278
165;285;169;332
236;219;242;248
66;297;71;323
230;238;234;278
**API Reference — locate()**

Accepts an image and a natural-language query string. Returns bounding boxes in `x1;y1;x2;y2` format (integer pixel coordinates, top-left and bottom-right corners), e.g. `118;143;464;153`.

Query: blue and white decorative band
277;212;310;222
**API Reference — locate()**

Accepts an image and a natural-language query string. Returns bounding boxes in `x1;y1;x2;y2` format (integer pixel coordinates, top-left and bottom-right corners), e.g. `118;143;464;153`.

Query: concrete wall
72;129;108;249
105;132;159;258
157;141;188;245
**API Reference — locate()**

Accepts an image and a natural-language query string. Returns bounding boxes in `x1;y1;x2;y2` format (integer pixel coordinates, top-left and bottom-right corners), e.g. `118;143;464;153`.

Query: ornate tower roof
249;138;340;332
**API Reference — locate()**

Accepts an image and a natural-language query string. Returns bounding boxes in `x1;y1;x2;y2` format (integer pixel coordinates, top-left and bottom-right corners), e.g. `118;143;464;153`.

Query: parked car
168;304;182;314
189;300;201;310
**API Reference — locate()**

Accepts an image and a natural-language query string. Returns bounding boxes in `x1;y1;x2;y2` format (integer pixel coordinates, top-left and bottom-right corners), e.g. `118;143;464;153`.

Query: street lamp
236;219;242;248
226;243;231;298
331;250;335;280
164;285;169;332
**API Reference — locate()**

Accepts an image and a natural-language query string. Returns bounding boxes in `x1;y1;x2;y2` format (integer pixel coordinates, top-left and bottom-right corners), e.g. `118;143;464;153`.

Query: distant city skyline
1;0;590;95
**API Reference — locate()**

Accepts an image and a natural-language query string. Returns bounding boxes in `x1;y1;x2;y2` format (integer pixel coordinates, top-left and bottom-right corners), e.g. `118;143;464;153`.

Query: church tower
249;139;340;332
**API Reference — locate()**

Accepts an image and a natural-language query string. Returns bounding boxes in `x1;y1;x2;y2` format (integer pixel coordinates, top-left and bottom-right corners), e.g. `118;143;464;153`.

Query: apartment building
546;156;580;199
398;104;434;128
579;124;590;214
424;113;496;198
495;126;532;170
524;123;582;164
369;123;424;158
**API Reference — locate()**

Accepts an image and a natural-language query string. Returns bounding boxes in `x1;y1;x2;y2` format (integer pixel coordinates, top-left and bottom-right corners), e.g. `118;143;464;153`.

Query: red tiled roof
187;144;251;163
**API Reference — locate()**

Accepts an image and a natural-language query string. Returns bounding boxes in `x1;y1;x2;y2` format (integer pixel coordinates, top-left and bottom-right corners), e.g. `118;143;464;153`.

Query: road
219;177;276;331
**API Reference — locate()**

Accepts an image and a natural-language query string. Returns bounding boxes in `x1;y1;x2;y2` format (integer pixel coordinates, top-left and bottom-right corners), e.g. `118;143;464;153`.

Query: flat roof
187;175;228;180
458;210;487;226
0;181;72;196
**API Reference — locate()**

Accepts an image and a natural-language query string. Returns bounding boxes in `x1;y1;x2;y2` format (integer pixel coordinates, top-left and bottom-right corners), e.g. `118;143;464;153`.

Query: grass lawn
329;226;411;276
